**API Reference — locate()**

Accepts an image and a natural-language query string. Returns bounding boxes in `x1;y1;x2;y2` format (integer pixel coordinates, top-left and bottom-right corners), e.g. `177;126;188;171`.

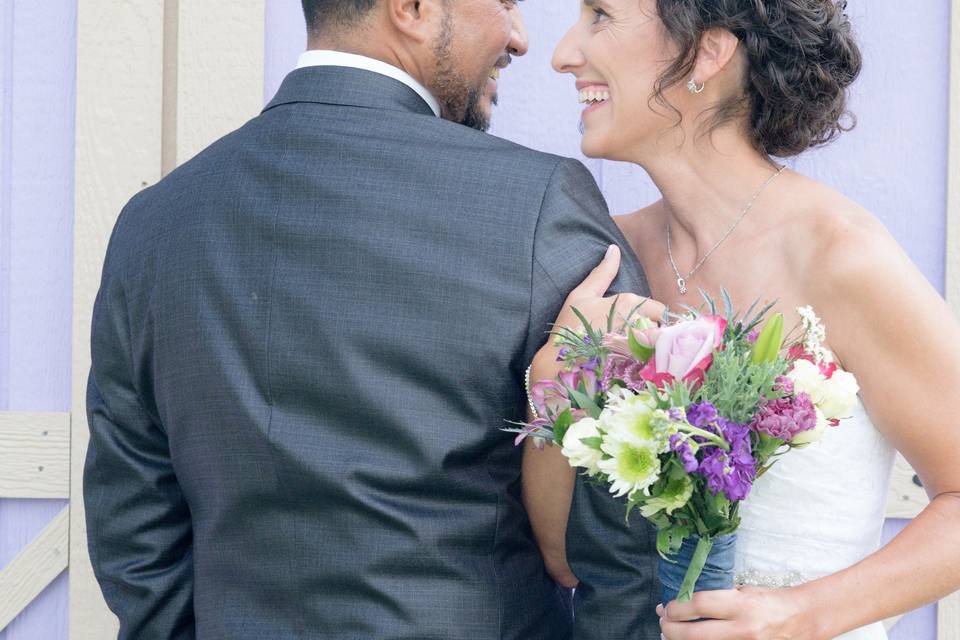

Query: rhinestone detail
734;569;809;589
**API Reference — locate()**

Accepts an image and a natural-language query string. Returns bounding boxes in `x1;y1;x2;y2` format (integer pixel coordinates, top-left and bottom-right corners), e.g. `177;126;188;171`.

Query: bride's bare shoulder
614;200;665;245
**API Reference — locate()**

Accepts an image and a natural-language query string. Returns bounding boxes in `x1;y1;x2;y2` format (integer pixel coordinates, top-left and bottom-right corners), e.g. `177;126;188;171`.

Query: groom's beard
432;11;498;132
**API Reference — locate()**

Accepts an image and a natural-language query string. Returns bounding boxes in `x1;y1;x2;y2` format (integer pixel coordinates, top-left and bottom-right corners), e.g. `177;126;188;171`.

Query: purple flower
747;328;761;344
600;354;647;392
670;433;699;472
750;392;817;441
773;375;795;396
694;415;756;502
668;408;685;422
557;348;570;361
686;402;720;429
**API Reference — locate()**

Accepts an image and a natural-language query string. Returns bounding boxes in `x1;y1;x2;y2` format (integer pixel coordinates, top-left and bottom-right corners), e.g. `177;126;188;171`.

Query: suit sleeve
524;157;648;365
526;158;662;640
83;213;196;639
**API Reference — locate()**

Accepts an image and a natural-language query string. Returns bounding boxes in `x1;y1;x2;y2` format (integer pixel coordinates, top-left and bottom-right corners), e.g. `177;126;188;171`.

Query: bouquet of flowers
509;294;859;604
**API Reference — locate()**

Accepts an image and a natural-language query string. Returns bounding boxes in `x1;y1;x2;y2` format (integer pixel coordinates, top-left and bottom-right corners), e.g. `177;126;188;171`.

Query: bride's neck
631;128;782;249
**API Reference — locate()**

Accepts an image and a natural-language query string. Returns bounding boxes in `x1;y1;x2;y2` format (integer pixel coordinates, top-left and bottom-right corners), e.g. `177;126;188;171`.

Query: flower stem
679;425;730;451
677;536;713;602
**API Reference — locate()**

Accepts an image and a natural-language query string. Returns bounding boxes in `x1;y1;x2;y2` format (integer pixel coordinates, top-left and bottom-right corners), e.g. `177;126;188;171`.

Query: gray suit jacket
84;65;659;639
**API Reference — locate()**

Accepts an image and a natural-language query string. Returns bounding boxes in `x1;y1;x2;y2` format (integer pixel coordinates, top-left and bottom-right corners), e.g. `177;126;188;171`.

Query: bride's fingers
663;590;739;621
659;619;744;640
568;244;621;301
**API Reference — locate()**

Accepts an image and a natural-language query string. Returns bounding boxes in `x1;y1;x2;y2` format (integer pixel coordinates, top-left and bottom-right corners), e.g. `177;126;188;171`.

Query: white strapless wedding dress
734;398;896;639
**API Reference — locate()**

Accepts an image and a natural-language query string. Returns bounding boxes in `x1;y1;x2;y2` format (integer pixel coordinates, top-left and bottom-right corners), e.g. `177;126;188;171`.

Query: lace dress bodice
735;398;896;639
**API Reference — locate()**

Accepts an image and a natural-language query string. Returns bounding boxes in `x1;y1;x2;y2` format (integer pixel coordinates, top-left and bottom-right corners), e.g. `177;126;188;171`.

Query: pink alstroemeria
513;418;553;449
530;380;570;418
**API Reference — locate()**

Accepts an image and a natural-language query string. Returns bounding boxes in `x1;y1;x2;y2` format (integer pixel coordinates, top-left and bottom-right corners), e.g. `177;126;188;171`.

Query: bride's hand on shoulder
657;586;813;640
532;244;665;380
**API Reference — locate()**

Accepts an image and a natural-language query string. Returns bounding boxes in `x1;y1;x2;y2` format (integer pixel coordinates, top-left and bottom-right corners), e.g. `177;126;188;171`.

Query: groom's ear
692;28;743;86
387;0;445;45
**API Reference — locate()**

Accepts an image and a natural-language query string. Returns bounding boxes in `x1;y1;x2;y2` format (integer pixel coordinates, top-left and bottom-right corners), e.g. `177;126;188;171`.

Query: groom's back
87;67;629;639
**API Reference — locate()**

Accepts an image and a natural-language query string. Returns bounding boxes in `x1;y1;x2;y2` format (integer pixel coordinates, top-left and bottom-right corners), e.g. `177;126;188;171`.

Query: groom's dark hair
302;0;378;34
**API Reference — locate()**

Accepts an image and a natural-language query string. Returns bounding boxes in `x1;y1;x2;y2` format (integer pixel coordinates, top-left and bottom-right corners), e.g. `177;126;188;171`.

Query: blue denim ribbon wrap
659;533;737;606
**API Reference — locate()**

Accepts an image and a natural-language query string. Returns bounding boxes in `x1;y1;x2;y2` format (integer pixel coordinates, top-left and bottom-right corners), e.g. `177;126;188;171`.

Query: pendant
677;277;687;295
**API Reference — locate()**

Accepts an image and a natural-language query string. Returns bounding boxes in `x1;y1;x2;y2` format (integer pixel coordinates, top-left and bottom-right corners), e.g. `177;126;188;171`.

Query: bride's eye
591;7;611;25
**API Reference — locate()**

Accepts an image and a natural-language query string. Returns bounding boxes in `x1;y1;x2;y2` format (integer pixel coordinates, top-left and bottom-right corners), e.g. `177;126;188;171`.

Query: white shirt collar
296;50;441;118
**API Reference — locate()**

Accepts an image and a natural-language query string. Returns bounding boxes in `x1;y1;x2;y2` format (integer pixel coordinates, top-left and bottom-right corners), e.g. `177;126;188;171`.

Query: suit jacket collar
263;66;437;118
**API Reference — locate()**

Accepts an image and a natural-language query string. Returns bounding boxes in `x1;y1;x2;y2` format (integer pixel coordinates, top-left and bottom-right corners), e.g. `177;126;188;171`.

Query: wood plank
171;0;266;168
0;507;69;632
940;590;960;640
948;0;960;315
885;452;930;519
0;412;69;499
71;1;165;637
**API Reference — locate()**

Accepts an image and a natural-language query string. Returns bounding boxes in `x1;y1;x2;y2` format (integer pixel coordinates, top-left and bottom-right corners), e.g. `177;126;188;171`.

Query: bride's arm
659;220;960;640
521;246;662;589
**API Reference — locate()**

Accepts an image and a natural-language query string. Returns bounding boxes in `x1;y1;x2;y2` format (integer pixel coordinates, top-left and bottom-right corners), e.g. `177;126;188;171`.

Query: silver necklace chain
666;164;785;295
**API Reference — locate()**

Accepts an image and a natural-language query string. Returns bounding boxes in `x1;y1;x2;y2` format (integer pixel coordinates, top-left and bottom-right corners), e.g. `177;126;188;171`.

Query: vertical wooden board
173;0;266;168
71;1;164;638
947;0;960;316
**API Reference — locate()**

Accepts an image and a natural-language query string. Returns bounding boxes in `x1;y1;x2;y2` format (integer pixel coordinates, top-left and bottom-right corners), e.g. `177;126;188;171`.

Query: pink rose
653;316;726;381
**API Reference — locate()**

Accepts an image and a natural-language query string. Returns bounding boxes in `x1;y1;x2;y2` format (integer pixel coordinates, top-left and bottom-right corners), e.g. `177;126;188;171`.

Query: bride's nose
552;26;586;74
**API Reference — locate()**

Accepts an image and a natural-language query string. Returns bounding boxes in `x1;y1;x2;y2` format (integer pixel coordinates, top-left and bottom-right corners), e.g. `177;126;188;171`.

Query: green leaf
628;328;655;361
552;409;574;445
567;387;602;419
570;306;597;339
606;295;620;334
579;436;603;450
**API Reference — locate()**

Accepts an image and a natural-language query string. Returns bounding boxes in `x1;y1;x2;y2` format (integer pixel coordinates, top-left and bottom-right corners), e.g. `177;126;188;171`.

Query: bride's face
552;0;683;161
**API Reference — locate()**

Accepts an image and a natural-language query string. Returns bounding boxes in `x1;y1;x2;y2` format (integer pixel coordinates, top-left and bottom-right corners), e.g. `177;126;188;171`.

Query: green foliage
751;313;785;364
696;347;787;424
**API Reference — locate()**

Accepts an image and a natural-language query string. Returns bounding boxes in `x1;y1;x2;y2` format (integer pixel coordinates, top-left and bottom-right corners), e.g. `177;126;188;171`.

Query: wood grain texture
940;591;960;640
947;0;960;314
172;0;265;168
0;507;68;632
0;412;69;499
71;1;165;637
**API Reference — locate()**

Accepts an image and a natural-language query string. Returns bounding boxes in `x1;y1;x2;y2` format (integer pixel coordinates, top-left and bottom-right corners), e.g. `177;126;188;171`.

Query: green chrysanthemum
598;438;662;498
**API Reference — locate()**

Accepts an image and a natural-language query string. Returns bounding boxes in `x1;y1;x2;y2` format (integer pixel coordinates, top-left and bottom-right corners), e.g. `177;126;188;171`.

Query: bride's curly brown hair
654;0;862;157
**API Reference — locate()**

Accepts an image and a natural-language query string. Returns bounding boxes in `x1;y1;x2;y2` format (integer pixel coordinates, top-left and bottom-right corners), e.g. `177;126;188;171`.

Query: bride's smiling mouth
576;82;611;115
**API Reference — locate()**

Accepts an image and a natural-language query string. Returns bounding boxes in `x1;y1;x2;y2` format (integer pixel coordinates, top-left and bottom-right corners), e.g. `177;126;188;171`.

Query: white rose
561;418;604;476
818;370;860;420
787;359;827;405
791;408;829;445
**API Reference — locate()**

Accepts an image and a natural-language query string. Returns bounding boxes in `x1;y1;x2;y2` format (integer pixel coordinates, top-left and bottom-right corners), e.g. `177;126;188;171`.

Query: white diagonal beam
0;506;69;631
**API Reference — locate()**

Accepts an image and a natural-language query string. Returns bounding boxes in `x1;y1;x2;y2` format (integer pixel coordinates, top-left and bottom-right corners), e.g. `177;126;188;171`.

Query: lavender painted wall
264;2;948;638
0;1;76;639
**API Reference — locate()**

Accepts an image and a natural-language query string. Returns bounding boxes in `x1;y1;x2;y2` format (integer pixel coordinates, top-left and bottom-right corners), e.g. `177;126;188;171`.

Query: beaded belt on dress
734;569;810;588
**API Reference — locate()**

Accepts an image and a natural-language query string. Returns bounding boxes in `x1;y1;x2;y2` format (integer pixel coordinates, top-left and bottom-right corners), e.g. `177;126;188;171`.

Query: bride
522;1;960;638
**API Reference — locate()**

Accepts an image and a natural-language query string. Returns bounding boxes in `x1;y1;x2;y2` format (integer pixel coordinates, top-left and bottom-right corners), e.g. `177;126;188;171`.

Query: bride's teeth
579;88;611;105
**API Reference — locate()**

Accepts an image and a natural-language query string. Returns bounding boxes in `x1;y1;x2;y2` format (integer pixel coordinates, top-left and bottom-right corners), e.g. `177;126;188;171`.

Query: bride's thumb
574;244;621;297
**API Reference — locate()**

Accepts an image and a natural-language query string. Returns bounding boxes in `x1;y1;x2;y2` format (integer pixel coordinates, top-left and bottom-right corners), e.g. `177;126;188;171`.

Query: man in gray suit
84;0;659;638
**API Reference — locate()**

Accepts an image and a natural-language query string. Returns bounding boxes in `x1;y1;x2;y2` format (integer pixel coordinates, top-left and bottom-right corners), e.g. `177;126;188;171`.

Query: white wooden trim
0;507;69;632
71;1;165;637
948;0;960;314
0;412;69;499
940;4;960;639
940;591;960;640
170;0;266;168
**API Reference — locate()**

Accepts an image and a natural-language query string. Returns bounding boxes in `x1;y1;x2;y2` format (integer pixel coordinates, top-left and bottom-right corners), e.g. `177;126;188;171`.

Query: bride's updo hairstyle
655;0;861;157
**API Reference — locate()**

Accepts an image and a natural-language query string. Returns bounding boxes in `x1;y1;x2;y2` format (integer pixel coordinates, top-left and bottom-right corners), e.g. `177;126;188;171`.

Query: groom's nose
508;6;529;57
